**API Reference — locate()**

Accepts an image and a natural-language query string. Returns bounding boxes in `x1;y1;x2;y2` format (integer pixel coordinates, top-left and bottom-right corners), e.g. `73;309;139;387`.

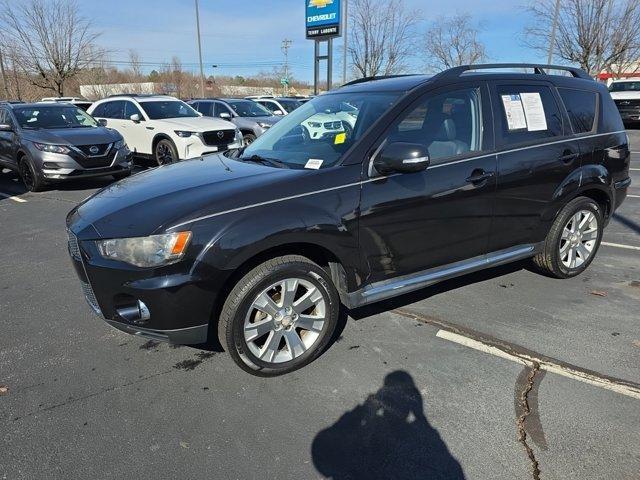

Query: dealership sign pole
306;0;342;95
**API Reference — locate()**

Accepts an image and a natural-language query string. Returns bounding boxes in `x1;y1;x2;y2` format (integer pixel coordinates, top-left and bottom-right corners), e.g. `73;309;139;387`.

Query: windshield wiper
241;154;289;169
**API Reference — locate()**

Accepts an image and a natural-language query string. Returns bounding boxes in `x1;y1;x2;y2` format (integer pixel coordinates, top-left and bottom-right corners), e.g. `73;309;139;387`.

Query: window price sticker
305;158;324;169
501;94;527;131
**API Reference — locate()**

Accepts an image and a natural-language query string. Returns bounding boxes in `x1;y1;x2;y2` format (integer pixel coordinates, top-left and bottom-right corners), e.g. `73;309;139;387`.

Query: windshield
140;101;199;119
227;100;272;117
237;92;400;169
13;106;98;129
609;82;640;92
277;99;302;113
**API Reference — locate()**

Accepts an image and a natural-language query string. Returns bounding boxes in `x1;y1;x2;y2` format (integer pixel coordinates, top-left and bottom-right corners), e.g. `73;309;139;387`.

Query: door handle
559;152;579;163
465;170;495;184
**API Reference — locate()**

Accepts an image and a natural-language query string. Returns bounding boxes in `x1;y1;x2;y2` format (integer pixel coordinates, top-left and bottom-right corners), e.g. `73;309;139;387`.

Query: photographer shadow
312;371;465;480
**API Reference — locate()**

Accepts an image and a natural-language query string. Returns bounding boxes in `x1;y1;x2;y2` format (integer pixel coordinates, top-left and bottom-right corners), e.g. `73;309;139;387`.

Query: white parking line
631;168;640;171
628;194;640;198
601;241;640;251
0;192;26;203
436;329;640;400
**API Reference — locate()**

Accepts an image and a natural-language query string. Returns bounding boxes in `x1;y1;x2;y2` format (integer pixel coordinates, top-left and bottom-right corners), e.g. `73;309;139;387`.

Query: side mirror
273;110;285;116
130;114;142;122
219;112;232;119
97;119;108;127
0;123;13;132
373;142;430;175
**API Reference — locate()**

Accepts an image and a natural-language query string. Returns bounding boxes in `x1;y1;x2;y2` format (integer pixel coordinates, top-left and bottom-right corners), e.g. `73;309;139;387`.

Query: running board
347;244;537;308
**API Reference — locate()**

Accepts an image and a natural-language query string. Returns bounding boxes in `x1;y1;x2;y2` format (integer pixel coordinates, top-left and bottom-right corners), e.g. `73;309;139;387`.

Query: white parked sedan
88;95;243;164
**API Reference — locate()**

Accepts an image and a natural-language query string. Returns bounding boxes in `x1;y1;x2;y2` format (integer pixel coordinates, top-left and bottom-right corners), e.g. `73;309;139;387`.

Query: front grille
323;121;343;130
81;280;101;315
74;149;116;169
614;99;640;111
202;129;236;146
76;143;112;157
68;230;81;260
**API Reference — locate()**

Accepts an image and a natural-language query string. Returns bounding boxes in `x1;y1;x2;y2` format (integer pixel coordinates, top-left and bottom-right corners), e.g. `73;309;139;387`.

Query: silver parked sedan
189;98;281;145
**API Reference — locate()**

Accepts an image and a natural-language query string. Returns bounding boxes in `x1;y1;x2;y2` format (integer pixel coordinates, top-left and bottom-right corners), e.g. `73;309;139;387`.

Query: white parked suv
608;79;640;125
88;95;243;164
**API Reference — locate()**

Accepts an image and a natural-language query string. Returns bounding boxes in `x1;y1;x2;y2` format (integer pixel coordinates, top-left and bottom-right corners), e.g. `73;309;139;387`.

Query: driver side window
388;88;483;164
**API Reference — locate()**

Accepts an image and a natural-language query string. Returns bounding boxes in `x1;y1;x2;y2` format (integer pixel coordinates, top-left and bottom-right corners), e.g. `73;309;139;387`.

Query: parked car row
0;93;309;191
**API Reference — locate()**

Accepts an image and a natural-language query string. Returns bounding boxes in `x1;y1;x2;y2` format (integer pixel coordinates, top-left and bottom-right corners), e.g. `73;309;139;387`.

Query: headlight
114;139;126;149
257;122;271;129
33;142;70;154
96;231;192;268
174;130;195;138
307;122;321;128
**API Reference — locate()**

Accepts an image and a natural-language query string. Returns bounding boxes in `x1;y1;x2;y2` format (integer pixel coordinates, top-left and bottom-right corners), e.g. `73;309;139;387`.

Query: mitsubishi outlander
67;64;631;376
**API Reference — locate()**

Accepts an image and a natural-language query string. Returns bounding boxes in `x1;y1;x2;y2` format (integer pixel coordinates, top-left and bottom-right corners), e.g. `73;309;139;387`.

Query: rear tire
532;196;603;278
18;157;46;192
218;255;340;376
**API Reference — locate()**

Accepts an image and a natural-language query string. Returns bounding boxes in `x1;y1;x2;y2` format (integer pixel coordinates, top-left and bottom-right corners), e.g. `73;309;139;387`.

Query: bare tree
128;50;144;80
524;0;640;76
348;0;420;77
423;14;487;71
0;0;101;96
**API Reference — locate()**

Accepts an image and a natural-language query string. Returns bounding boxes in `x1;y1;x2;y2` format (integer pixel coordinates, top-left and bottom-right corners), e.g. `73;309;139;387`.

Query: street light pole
342;0;348;85
195;0;205;98
547;0;561;65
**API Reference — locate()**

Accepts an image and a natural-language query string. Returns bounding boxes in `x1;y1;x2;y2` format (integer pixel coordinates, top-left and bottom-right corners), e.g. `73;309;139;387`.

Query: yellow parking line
0;192;26;203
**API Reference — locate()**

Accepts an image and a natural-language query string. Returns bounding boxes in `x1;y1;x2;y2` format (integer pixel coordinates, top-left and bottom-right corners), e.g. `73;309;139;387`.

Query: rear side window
496;85;563;146
558;88;597;134
196;102;213;116
93;101;125;119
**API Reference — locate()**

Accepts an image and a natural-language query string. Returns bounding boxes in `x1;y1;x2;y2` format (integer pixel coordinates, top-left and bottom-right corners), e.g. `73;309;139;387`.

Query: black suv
0;102;132;191
67;64;631;376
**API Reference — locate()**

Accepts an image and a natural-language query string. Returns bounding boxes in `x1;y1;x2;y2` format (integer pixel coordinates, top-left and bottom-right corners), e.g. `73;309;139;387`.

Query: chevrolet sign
306;0;341;40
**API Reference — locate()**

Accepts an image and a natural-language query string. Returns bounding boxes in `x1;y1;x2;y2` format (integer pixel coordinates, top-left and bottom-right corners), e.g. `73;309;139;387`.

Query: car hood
20;126;121;145
609;91;640;100
67;154;312;239
152;116;234;131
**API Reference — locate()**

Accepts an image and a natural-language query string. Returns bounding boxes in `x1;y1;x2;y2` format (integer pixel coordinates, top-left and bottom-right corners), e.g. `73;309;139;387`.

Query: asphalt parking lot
1;135;639;480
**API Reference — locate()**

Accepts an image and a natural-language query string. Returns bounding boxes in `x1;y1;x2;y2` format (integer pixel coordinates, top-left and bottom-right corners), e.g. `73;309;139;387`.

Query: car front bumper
66;230;229;345
178;136;242;160
41;147;133;180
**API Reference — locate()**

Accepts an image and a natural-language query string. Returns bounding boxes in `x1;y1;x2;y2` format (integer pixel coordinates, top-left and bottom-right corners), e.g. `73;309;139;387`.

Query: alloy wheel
156;143;174;165
19;161;34;190
559;209;599;269
243;278;327;364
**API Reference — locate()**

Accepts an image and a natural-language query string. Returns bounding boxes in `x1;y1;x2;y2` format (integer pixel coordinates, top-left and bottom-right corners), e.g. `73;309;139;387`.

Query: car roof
611;78;640;82
3;102;80;109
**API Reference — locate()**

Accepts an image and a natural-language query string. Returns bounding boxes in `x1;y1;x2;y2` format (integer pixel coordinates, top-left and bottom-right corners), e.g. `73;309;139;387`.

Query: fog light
116;300;151;325
43;162;62;169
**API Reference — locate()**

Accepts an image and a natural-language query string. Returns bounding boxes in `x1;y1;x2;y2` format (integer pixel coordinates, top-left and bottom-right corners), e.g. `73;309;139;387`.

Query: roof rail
435;63;592;81
105;93;168;98
342;74;417;87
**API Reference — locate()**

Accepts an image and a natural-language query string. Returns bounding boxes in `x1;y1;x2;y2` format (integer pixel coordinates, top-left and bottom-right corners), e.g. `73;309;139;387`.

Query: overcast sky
81;0;546;82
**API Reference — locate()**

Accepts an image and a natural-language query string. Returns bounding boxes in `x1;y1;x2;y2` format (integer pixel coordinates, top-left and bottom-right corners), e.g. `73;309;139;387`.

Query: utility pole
342;0;348;85
547;0;561;65
194;0;205;98
281;39;292;96
0;47;9;98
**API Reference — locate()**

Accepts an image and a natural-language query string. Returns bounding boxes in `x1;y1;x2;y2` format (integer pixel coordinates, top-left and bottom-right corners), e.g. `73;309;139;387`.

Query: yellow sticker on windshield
334;132;346;144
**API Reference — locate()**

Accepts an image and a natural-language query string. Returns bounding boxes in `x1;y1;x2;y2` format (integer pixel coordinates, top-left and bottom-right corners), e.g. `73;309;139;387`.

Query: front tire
218;255;340;376
19;157;46;192
242;133;257;146
154;139;178;165
532;196;603;278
